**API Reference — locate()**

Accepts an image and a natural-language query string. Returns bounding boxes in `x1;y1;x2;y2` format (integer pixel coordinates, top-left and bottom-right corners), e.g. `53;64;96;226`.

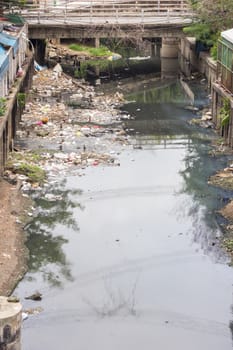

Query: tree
196;0;233;32
184;0;233;58
0;0;28;11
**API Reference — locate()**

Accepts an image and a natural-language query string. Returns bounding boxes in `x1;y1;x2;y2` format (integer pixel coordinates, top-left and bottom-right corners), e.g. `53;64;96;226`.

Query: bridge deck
3;0;193;39
10;0;193;25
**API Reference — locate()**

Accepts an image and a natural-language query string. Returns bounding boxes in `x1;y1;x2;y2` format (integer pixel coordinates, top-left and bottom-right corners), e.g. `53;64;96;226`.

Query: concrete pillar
151;43;156;58
95;37;100;48
161;37;179;58
161;58;179;79
0;297;22;350
155;41;161;58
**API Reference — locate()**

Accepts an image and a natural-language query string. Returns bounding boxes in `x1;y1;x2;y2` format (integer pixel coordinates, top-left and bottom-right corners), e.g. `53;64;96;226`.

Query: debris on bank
208;165;233;191
189;107;215;129
4;64;130;193
208;164;233;260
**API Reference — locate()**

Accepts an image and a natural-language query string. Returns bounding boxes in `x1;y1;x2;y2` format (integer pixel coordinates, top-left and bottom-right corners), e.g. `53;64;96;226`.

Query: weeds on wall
0;97;6;116
17;92;26;108
183;23;219;60
219;98;231;127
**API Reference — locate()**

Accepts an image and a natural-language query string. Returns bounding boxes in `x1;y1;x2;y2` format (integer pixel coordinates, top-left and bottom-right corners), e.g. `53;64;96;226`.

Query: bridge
15;0;193;50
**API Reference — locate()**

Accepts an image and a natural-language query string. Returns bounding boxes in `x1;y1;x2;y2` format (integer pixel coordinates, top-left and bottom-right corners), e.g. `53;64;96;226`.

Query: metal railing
1;0;193;25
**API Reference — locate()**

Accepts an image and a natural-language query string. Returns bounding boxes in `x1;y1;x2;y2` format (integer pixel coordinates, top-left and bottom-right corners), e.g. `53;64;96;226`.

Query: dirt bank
209;165;233;259
0;179;29;296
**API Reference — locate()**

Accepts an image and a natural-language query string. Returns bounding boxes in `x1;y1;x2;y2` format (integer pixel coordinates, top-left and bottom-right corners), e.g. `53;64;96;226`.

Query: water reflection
124;80;230;261
230;304;233;345
25;179;83;287
127;80;187;104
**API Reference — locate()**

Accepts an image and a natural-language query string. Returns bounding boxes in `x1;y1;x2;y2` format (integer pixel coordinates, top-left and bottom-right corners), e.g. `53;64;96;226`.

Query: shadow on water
24;179;84;288
230;307;233;344
123;79;233;261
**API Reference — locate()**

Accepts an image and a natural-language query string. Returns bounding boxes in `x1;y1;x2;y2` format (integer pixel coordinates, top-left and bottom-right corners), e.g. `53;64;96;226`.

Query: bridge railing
2;0;193;23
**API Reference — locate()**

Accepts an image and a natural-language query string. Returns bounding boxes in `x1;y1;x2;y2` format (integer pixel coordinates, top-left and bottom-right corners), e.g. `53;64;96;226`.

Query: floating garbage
10;66;133;198
108;53;122;61
22;312;28;321
34;60;44;72
129;56;150;61
25;292;42;301
44;193;63;201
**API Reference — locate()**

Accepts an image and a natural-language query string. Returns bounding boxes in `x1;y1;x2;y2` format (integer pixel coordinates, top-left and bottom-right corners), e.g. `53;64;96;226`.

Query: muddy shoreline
0;179;30;296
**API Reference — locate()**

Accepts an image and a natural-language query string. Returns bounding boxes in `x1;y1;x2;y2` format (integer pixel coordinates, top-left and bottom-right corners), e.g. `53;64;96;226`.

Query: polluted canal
13;71;233;349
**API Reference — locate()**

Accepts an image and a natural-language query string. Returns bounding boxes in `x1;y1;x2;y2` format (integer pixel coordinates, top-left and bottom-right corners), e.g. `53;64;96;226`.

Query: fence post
64;1;67;23
141;9;144;24
167;8;170;22
90;0;93;24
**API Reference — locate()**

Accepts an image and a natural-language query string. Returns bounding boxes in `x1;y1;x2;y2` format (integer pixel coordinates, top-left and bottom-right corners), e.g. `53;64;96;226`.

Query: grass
0;97;6;116
69;44;112;57
17;163;46;183
6;151;46;184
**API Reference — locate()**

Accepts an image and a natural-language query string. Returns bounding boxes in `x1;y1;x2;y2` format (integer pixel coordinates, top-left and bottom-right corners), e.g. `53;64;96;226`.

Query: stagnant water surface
15;80;233;349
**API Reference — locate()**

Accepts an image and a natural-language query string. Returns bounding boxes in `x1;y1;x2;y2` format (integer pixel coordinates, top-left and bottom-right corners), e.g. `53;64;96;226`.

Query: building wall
217;37;233;93
0;24;28;99
180;36;199;75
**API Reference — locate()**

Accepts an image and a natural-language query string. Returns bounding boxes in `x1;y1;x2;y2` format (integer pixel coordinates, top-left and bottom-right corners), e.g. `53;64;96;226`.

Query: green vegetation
88;47;111;57
69;44;87;52
183;23;219;60
127;82;186;104
188;0;233;31
0;97;6;116
184;0;233;59
69;44;112;57
183;23;215;47
219;98;231;127
223;238;233;253
6;151;46;184
16;163;46;183
222;233;233;263
74;58;123;79
17;92;26;108
1;0;26;8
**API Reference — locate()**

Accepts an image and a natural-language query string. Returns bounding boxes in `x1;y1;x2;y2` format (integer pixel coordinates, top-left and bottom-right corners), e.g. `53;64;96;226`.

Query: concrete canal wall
180;36;217;87
180;36;233;148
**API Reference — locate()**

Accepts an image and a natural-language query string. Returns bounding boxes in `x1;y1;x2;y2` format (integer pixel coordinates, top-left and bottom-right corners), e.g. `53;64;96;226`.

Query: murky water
15;80;233;349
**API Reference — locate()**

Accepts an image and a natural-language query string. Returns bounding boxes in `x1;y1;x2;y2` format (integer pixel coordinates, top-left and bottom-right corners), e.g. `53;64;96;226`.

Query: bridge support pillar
160;37;179;58
161;58;179;79
151;43;157;57
95;37;100;48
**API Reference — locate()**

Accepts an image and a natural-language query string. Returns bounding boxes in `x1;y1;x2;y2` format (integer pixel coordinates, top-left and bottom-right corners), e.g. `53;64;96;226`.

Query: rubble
189;107;214;129
8;66;131;193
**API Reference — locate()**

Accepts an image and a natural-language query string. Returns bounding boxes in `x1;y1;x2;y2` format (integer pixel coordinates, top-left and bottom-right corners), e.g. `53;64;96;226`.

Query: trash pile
189;106;214;129
5;65;132;192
